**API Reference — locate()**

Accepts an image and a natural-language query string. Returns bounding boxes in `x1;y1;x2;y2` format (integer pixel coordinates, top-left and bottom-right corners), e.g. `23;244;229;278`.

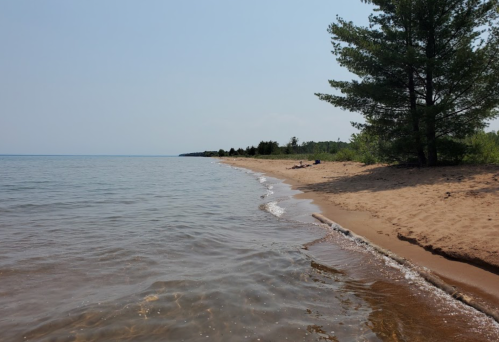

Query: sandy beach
222;158;499;306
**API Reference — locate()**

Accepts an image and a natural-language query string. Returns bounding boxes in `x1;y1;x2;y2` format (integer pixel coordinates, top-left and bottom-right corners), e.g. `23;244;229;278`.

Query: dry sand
222;158;499;305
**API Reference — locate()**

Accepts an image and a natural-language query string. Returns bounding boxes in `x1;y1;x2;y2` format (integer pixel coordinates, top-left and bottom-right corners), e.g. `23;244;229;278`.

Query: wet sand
221;158;499;309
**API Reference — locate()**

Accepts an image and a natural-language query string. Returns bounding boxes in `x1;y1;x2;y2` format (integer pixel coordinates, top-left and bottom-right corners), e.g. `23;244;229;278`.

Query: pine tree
316;0;499;166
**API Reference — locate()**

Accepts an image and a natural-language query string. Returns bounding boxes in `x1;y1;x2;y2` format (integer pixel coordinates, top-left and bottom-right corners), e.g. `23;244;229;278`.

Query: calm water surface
0;156;498;341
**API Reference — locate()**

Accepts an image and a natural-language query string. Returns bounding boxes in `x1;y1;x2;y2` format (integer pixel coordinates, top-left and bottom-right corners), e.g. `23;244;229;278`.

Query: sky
1;1;498;155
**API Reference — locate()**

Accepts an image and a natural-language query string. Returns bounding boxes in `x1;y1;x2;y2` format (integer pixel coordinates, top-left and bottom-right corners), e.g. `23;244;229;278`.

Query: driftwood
312;213;499;324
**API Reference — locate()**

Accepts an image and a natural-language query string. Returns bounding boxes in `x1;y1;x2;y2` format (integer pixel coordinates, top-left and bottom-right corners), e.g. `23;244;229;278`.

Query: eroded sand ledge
221;158;499;305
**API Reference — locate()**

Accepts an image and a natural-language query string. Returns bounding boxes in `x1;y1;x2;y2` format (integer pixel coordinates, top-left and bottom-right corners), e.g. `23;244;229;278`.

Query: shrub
307;152;337;162
333;149;357;161
358;153;377;165
350;131;383;164
464;132;499;164
436;138;468;165
254;154;310;160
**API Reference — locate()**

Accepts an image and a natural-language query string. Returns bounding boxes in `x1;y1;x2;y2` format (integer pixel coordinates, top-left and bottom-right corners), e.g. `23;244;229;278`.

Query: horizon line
0;154;181;157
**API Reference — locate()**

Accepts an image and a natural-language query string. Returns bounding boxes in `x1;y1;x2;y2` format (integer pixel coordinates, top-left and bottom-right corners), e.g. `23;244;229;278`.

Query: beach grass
246;151;358;162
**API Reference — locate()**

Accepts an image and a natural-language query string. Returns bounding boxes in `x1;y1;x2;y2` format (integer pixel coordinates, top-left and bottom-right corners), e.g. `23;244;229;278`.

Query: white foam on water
383;255;499;332
260;184;275;198
260;189;274;199
258;176;267;184
316;220;499;334
263;201;285;217
333;227;499;333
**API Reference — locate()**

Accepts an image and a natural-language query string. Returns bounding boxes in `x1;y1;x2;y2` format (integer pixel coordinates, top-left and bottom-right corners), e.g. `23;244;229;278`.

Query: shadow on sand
295;163;499;275
295;163;499;196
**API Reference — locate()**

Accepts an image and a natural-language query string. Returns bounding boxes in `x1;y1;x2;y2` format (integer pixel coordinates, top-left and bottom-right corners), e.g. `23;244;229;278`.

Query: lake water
0;156;498;341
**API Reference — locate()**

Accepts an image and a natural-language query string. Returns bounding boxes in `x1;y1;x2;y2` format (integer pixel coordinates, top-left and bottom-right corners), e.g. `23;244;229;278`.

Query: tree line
211;137;351;157
184;130;499;164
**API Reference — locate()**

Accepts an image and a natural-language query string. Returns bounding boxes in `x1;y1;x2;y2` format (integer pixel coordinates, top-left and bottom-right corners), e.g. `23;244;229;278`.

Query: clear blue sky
1;1;497;155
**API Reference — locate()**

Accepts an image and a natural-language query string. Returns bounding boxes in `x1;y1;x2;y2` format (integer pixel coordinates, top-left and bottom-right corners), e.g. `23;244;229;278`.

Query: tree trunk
425;8;437;167
405;14;426;167
426;114;437;166
408;69;426;167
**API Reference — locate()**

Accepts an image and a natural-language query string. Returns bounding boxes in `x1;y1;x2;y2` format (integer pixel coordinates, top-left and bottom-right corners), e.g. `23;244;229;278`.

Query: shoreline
221;157;499;309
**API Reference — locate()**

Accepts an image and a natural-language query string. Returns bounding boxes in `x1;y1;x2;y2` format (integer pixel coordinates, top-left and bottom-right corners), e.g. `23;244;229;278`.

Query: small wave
258;176;267;184
324;224;499;331
260;201;285;217
260;189;274;199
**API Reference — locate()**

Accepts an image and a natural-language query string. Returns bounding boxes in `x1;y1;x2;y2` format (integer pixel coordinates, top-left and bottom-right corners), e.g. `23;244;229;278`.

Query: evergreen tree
257;141;280;155
247;146;257;156
316;0;499;166
290;136;299;153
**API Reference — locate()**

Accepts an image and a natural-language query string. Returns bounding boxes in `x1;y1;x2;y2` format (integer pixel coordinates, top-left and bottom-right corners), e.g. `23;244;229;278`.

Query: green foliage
246;146;257;156
247;131;499;165
220;136;380;165
257;141;280;155
227;137;353;157
203;151;218;157
359;153;377;165
253;151;359;162
316;0;499;166
253;154;311;160
350;132;382;164
290;136;299;154
296;140;349;154
218;149;226;157
332;149;357;162
464;131;499;164
305;153;336;162
435;138;468;165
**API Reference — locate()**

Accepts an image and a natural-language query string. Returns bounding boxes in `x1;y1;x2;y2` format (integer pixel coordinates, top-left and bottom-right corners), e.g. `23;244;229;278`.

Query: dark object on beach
314;160;321;165
288;161;312;169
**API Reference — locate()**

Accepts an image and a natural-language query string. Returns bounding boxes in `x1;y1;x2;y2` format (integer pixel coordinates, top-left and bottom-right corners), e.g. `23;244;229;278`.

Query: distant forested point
179;152;218;157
